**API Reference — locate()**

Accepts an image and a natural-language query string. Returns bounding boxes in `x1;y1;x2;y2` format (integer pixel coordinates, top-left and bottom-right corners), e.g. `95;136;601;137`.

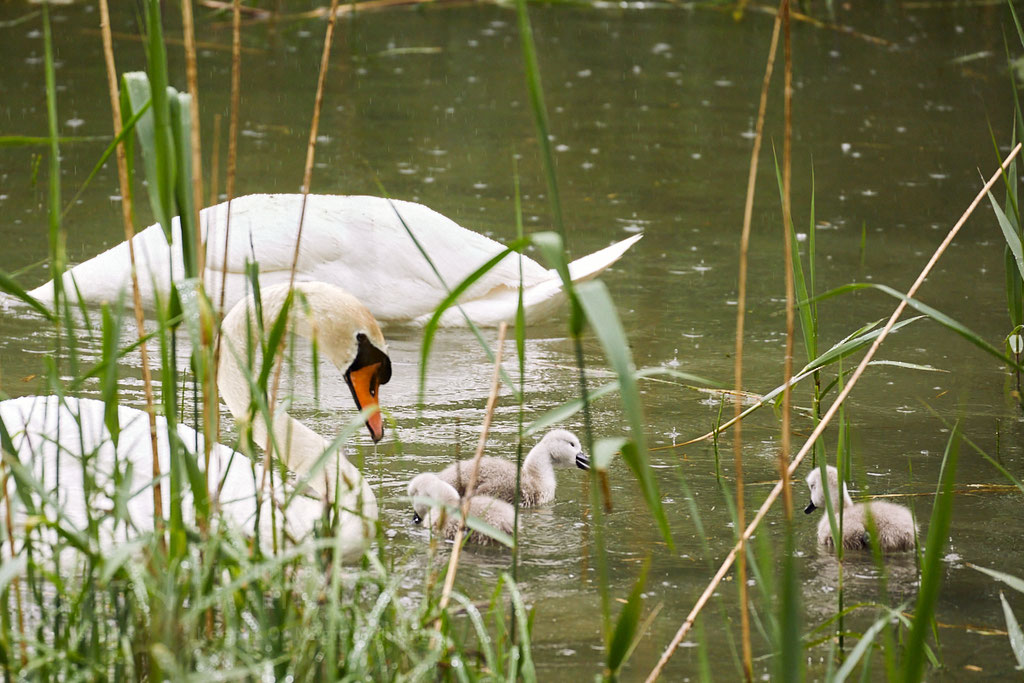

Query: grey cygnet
436;429;589;507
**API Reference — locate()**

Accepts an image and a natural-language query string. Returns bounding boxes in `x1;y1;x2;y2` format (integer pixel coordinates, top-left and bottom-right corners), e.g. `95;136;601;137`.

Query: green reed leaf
503;573;537;682
989;189;1024;282
815;283;1022;372
60;99;151;220
99;302;122;447
1000;592;1024;670
970;564;1024;595
0;269;56;321
576;279;672;547
513;0;563;242
170;92;199;279
123;72;172;243
606;557;651;677
835;608;901;683
418;240;529;409
902;422;959;682
593;437;629;472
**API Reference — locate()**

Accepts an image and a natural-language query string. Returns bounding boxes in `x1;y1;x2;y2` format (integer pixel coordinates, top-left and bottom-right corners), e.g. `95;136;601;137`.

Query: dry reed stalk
217;0;243;319
261;0;342;500
212;0;243;512
97;0;164;537
179;0;217;519
779;0;794;520
209;113;222;207
78;28;263;54
732;8;781;678
742;4;893;46
644;143;1023;683
437;323;509;615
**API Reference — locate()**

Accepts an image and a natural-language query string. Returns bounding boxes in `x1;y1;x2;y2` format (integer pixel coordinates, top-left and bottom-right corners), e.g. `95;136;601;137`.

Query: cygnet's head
407;473;459;525
804;465;849;514
540;429;589;470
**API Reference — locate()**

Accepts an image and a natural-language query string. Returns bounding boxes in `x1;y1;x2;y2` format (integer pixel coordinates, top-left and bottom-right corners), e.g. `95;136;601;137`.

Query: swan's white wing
26;194;641;326
203;194;552;319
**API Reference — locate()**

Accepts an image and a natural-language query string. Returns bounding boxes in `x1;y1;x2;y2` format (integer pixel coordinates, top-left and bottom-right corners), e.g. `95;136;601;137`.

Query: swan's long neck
523;442;555;485
217;295;367;504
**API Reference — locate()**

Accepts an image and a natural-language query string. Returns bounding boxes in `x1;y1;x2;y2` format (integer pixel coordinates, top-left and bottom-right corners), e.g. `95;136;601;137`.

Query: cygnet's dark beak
804;501;816;514
412;511;422;525
575;452;590;471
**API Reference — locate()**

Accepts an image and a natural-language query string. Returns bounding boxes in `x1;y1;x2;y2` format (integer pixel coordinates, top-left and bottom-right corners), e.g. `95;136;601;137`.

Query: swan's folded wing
418;233;643;327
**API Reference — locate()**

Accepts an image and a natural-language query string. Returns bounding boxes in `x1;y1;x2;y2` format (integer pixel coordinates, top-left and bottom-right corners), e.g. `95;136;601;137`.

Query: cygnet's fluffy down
436;429;589;507
407;473;514;545
805;465;916;552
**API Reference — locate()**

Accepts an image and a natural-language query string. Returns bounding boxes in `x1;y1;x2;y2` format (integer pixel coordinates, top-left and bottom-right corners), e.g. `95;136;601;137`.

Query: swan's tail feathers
565;233;643;284
420;233;643;327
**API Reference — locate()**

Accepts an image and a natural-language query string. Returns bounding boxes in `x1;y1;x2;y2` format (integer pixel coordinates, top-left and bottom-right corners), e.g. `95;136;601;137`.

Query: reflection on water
2;0;1024;678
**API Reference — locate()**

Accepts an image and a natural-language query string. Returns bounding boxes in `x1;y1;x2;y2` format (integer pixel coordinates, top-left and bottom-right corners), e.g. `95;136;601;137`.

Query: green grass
2;3;1023;681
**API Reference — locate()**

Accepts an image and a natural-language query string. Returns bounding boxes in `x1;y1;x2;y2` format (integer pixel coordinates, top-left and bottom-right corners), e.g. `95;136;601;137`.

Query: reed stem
438;322;508;614
262;0;341;502
779;0;795;521
212;0;243;503
732;6;782;679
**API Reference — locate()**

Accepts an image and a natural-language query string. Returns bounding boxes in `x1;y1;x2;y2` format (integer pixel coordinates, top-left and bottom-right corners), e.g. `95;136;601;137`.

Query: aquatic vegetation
1;0;1023;681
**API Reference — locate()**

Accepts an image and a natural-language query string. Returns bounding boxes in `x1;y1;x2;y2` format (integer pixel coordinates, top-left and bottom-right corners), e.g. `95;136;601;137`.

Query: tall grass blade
170;93;199;279
0;557;26;597
99;303;122;445
525;366;709;436
504;573;537;682
575;280;672;546
513;167;527;585
969;564;1024;594
512;0;563;242
0;271;56;321
816;283;1022;372
380;195;520;398
606;558;651;679
141;0;176;241
42;4;65;306
901;422;959;682
988;189;1024;281
776;524;803;682
1000;592;1024;670
774;151;816;362
60;100;151;219
834;608;900;683
417;240;528;407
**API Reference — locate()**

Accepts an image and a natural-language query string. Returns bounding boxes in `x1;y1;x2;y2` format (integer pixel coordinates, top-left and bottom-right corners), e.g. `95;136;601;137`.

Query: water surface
1;1;1022;678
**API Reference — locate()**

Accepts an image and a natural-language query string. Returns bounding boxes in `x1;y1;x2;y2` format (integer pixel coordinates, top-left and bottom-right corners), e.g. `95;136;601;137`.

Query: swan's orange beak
347;362;384;442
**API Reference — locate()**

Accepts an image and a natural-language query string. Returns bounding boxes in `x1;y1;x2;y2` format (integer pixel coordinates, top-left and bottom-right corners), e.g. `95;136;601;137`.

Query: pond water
1;1;1023;679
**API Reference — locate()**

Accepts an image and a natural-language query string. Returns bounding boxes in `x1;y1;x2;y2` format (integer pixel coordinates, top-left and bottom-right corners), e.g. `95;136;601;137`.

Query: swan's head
407;473;458;526
299;283;392;442
245;282;392;442
804;465;850;513
540;429;588;470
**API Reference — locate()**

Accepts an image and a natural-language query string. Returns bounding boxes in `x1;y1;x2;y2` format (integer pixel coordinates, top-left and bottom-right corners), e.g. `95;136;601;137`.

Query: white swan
435;429;588;507
26;194;643;326
804;465;917;552
407;472;514;545
0;282;391;562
